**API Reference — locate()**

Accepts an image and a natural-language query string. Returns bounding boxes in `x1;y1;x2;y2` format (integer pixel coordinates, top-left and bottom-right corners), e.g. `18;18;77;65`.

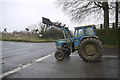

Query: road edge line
0;52;54;78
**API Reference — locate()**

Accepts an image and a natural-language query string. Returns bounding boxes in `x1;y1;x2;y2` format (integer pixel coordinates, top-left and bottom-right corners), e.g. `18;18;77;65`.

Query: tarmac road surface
0;41;119;78
1;41;56;73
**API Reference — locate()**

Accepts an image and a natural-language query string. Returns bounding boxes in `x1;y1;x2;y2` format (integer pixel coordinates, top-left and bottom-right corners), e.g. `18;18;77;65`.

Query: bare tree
109;0;120;28
115;2;118;28
56;0;118;29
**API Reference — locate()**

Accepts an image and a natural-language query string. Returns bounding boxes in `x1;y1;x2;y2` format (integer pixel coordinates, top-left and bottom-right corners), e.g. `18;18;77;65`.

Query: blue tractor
42;17;104;62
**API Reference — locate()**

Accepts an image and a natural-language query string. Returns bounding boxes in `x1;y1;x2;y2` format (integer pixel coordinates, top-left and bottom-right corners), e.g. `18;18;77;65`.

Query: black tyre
78;38;104;62
55;50;65;61
65;51;71;57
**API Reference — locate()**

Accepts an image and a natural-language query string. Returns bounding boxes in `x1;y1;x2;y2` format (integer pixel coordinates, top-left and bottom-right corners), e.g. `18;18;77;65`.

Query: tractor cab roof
74;25;95;30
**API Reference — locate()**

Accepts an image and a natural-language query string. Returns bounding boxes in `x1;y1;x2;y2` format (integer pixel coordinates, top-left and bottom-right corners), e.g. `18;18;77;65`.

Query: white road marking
35;53;53;62
0;52;54;78
0;63;31;78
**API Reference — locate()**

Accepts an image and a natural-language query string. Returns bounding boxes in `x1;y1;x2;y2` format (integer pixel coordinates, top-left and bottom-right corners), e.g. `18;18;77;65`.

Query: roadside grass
0;37;55;43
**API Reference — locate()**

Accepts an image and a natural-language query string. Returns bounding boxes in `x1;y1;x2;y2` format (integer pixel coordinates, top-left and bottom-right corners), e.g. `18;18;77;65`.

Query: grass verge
0;37;55;43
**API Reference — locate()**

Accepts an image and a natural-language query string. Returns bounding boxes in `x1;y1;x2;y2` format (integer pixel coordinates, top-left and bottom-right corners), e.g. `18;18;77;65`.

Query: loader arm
42;17;72;39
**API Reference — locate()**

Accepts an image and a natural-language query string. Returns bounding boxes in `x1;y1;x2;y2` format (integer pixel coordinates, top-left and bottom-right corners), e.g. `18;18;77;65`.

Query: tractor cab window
75;29;84;37
84;27;94;36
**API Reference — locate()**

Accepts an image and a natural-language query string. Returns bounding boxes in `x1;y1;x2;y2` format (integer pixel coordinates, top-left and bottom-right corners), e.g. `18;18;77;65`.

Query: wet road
1;41;56;72
1;41;119;78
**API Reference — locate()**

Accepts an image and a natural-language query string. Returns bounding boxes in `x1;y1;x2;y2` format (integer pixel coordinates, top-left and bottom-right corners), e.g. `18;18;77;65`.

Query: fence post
118;22;120;28
100;24;103;29
112;22;115;28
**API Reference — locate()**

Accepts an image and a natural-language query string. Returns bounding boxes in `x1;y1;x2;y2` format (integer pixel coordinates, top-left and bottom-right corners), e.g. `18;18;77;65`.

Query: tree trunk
115;2;118;28
103;2;109;29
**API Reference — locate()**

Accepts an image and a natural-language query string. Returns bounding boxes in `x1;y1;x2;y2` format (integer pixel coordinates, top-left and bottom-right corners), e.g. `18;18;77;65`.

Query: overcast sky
0;0;104;32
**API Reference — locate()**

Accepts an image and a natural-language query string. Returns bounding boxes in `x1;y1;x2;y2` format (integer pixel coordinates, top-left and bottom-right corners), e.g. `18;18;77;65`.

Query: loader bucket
42;17;53;25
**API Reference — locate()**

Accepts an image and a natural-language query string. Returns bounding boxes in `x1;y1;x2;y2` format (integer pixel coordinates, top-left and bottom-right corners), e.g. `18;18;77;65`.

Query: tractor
42;17;104;62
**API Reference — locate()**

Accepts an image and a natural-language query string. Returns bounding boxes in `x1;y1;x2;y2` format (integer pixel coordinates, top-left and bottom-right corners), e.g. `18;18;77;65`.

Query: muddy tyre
78;38;104;62
55;50;65;61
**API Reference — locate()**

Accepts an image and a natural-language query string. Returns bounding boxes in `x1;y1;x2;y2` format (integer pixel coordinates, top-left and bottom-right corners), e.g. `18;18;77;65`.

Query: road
1;41;56;72
0;41;119;79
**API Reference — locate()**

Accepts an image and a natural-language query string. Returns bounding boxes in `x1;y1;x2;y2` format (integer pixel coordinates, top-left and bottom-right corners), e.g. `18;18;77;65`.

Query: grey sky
0;0;106;32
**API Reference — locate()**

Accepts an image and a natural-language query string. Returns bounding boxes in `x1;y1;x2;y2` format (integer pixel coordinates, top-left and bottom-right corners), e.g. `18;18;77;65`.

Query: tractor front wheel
55;50;65;61
78;38;104;62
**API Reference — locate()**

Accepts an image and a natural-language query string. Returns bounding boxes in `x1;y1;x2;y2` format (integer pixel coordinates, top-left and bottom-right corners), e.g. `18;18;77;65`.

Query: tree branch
94;2;103;8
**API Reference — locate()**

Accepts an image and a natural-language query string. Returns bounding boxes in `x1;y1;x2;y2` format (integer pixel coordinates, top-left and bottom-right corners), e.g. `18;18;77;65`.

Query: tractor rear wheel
55;50;65;61
78;38;104;62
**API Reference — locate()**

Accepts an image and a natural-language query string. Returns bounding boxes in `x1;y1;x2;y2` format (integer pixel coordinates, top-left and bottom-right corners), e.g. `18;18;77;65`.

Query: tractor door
74;28;84;47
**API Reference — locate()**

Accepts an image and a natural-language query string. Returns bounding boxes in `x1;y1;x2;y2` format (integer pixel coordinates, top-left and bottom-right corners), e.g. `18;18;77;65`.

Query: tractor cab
74;25;97;47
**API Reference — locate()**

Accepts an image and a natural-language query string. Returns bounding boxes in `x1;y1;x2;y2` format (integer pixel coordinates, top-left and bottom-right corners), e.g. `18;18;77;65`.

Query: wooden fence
95;22;120;29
